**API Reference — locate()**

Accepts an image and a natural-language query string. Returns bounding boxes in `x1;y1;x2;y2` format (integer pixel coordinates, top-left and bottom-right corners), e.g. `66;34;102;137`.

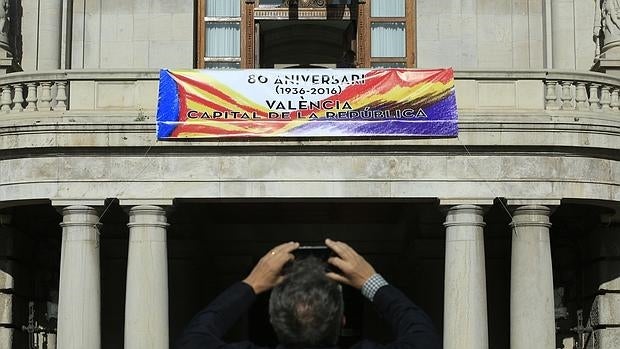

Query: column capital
127;205;169;229
444;205;486;228
58;205;100;229
510;205;552;229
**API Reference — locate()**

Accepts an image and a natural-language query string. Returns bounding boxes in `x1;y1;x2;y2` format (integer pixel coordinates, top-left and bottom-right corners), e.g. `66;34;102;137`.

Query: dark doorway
258;20;355;68
167;200;447;347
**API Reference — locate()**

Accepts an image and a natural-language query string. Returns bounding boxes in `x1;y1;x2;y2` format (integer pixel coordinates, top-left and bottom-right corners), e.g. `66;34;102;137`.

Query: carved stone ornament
0;0;8;48
594;0;620;58
282;0;328;8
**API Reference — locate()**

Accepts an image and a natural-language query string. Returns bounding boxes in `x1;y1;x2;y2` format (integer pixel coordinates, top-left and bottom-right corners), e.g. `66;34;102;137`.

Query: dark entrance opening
167;200;447;347
258;20;355;68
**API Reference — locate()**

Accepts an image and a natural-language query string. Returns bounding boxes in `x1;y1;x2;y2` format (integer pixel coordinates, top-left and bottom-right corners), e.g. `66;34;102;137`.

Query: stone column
443;205;489;349
510;205;555;349
124;206;169;349
56;206;101;349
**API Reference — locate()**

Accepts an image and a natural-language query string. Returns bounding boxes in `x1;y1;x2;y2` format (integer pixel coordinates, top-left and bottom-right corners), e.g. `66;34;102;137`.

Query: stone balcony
0;69;617;150
0;69;617;209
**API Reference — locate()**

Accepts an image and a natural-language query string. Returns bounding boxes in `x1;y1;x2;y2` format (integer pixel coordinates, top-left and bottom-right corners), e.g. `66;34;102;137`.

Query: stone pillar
37;0;62;69
56;206;101;349
443;205;489;349
550;0;576;69
124;206;169;349
510;205;555;349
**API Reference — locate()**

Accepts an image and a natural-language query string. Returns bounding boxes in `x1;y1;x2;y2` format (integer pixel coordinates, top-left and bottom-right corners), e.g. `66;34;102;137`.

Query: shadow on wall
8;0;22;72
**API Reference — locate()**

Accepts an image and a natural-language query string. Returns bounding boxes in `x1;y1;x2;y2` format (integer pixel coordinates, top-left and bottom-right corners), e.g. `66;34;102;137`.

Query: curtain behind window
371;23;406;57
206;0;240;16
371;0;405;17
206;24;241;57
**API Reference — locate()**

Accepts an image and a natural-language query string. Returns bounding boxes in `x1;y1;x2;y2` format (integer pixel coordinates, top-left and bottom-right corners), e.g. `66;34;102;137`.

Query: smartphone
293;245;332;261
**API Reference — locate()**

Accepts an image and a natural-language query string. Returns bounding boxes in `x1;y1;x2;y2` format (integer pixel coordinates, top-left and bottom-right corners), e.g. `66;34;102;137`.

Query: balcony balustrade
0;69;619;118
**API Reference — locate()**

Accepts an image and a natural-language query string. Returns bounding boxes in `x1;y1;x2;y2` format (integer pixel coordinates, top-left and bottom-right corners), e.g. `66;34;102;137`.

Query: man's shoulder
349;339;384;349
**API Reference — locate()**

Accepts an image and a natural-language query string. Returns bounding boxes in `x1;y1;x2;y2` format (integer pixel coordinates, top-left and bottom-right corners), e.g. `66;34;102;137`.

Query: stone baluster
589;83;600;111
560;81;574;110
611;89;620;111
600;86;611;111
574;82;589;111
55;81;67;111
25;83;38;111
1;85;11;112
12;84;24;112
544;81;560;110
39;82;52;111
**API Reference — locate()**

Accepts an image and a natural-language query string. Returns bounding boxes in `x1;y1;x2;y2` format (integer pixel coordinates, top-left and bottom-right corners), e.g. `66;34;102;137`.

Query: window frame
196;0;416;69
358;0;415;68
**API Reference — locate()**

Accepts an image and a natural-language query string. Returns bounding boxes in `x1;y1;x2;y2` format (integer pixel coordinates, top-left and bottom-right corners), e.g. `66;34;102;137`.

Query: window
196;0;416;69
198;0;242;68
361;0;415;67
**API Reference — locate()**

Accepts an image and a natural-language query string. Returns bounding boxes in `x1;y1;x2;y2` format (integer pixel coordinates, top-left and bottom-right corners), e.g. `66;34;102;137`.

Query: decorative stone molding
595;1;620;58
282;0;327;8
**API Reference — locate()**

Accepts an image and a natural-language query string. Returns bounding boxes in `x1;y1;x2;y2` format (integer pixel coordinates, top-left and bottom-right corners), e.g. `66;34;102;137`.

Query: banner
157;68;458;139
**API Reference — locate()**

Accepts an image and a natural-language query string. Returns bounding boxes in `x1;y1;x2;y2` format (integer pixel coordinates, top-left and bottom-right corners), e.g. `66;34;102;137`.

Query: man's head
269;257;344;348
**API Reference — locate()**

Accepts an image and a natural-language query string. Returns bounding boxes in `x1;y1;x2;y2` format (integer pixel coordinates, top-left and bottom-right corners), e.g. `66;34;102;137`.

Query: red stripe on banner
172;72;268;116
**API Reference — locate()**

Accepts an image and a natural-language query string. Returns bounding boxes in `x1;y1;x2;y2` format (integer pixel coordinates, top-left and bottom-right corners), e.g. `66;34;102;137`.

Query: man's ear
341;315;346;327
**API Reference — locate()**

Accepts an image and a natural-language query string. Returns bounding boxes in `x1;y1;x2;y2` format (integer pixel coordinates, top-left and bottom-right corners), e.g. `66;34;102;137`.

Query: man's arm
175;282;257;349
368;280;441;349
325;239;441;349
176;241;299;349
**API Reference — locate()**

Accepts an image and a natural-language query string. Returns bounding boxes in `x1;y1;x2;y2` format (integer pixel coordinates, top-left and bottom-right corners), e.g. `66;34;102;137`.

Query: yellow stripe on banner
346;81;453;109
175;72;268;113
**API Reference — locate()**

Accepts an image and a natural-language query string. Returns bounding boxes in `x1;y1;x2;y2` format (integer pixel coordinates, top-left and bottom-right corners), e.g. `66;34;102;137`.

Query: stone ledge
0;293;11;324
0;327;12;349
592;294;620;326
593;328;620;349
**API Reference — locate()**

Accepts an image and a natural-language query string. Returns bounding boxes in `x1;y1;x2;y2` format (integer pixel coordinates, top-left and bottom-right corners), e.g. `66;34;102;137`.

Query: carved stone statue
0;0;9;49
594;0;620;58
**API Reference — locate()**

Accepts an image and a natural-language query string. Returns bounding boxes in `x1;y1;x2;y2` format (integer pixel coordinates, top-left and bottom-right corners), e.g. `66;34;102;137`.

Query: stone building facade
0;0;618;349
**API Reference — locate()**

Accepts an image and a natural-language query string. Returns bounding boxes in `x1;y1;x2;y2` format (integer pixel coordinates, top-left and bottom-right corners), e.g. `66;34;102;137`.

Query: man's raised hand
243;241;299;294
325;238;376;289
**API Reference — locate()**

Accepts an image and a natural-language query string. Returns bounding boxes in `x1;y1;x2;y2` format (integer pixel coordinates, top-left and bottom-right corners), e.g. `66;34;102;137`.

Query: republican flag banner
156;68;458;139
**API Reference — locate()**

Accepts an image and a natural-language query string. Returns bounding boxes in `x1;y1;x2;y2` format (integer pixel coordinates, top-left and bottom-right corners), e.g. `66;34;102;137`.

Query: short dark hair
269;257;344;347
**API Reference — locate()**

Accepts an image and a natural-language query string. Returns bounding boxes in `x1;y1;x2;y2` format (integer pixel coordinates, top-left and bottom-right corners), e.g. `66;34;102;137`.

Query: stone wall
20;0;194;71
71;0;194;69
416;0;597;70
17;0;600;71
